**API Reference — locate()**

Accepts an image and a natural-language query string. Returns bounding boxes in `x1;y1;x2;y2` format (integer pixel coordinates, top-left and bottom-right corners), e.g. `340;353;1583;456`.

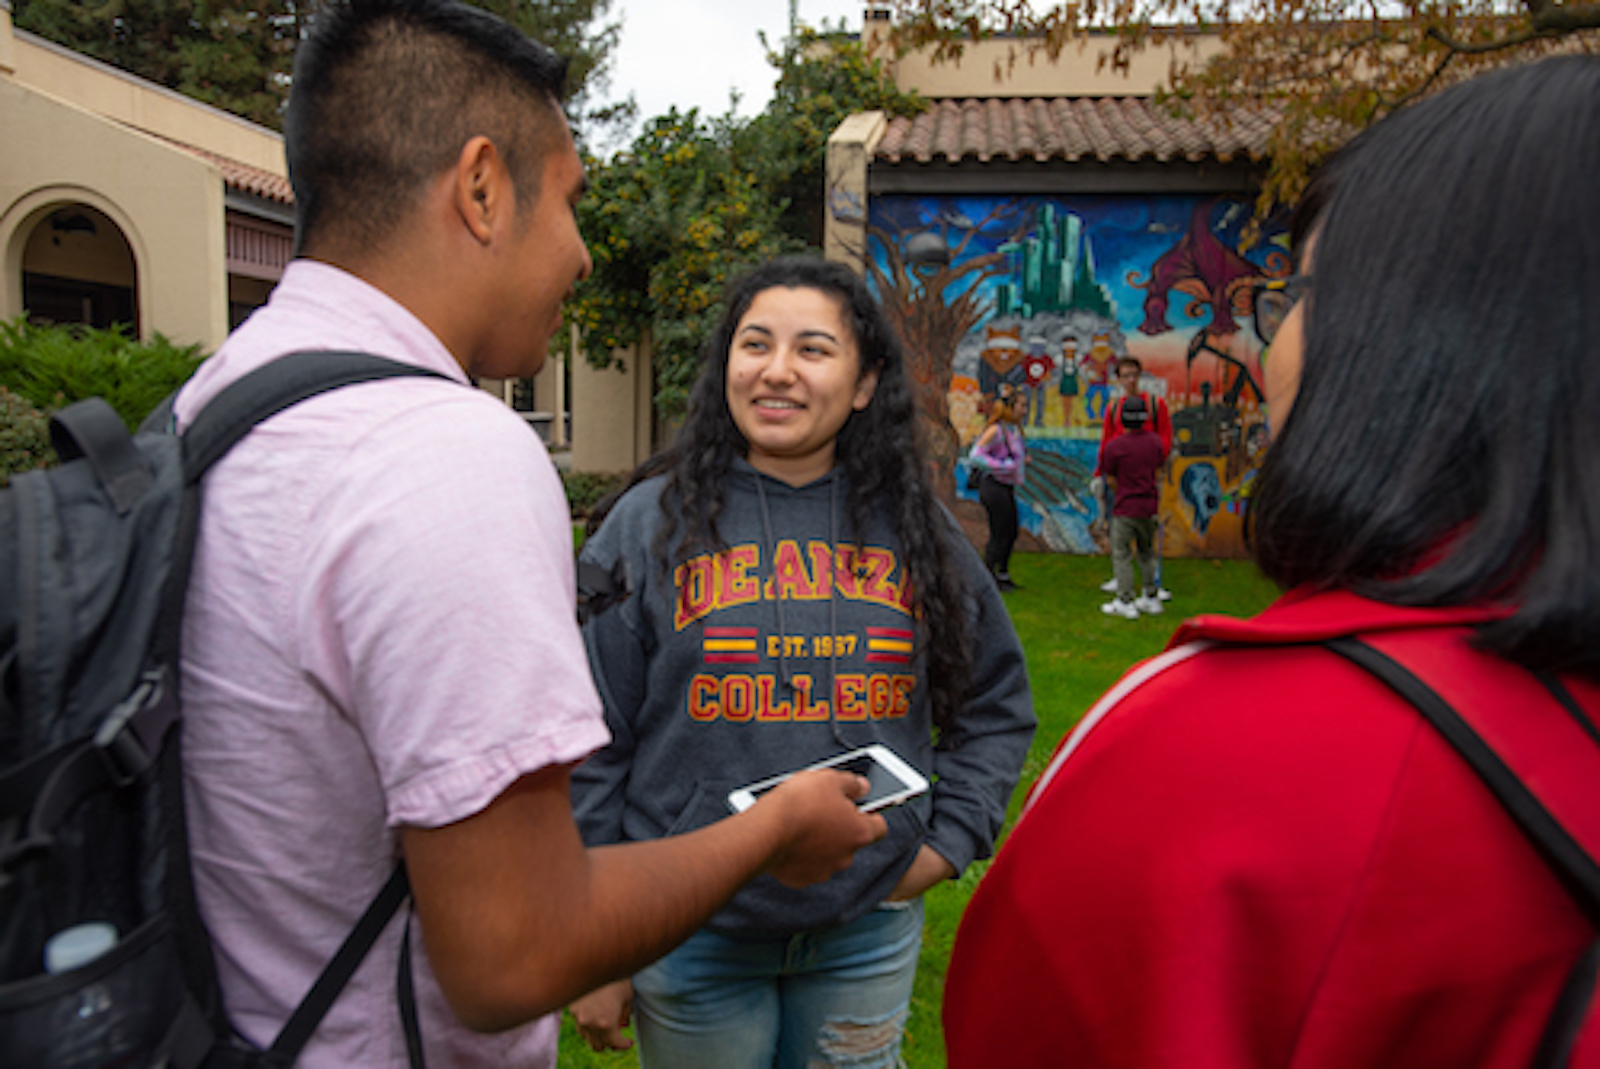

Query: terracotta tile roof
142;130;294;205
876;97;1275;165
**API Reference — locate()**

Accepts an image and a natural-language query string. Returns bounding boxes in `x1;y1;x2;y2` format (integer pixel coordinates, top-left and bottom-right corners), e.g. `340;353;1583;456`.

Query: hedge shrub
561;470;630;519
0;317;205;430
0;319;645;526
0;386;55;486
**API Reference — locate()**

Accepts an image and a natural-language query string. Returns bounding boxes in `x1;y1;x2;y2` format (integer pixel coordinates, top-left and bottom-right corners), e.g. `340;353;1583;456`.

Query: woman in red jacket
944;56;1600;1069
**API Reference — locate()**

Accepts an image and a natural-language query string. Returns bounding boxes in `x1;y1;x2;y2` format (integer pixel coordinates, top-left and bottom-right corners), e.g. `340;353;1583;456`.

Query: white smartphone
727;744;930;814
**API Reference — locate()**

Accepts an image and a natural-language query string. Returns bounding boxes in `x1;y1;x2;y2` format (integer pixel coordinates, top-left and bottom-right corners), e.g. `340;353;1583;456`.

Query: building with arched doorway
0;0;292;351
0;0;654;471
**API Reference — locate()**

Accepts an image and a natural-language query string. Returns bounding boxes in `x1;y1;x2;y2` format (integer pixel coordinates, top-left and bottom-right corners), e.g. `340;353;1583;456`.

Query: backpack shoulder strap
1324;632;1600;1068
1141;391;1161;425
173;353;446;1068
266;863;412;1064
150;351;456;671
182;351;454;480
49;397;153;513
1324;633;1600;912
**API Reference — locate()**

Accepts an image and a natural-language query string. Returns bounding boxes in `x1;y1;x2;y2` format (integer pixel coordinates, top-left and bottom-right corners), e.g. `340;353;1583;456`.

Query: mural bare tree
862;202;1030;500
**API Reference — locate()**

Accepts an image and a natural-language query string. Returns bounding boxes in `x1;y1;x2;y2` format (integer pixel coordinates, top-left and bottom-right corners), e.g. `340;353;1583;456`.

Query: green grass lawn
556;552;1281;1068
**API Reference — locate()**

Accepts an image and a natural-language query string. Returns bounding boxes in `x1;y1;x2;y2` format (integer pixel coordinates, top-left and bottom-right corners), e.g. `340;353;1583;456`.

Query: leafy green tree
460;0;629;144
738;27;927;247
569;29;926;420
14;0;303;127
12;0;623;132
883;0;1600;214
570;109;800;417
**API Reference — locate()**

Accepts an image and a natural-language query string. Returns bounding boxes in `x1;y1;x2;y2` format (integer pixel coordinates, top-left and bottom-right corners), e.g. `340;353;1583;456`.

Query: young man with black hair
171;2;883;1063
1094;356;1173;601
1099;396;1166;619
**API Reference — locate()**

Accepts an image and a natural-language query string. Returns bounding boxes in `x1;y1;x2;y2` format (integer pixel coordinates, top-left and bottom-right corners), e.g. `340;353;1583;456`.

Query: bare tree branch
888;0;1600;215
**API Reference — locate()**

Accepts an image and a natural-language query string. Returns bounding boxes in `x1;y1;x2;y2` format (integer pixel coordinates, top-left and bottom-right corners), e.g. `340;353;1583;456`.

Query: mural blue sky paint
866;191;1290;558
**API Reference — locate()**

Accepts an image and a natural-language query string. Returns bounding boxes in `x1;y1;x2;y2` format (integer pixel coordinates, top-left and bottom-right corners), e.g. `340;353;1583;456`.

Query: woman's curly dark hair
650;255;973;736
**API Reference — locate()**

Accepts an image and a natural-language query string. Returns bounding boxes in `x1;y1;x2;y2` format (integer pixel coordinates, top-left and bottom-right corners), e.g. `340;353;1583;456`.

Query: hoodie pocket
880;796;929;863
665;780;742;836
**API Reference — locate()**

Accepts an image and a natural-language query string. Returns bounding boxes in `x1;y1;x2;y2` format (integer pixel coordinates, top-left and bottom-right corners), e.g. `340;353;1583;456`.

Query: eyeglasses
1250;275;1311;346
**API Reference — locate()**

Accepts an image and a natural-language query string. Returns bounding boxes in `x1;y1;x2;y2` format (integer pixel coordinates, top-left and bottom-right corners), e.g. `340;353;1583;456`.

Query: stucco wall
10;26;286;177
571;338;654;474
0;4;15;78
0;77;229;348
883;33;1224;99
824;110;886;273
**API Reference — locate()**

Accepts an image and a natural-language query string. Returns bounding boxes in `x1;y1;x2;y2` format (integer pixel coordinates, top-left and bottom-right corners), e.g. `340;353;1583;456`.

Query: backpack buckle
576;559;629;626
94;670;170;786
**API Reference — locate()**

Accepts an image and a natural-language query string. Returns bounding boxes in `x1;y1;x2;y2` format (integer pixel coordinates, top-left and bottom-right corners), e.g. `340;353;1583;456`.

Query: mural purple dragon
1131;199;1270;336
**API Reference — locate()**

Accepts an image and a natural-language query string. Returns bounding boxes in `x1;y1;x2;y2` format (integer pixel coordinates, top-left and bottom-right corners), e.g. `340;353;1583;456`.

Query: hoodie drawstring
826;478;846;748
754;472;851;750
753;475;791;691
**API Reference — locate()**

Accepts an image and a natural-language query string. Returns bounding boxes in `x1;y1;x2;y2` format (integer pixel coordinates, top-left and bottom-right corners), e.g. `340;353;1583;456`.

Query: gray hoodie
572;459;1035;937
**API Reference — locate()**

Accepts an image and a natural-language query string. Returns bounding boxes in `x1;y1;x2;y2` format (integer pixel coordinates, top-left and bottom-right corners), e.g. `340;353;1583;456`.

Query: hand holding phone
751;768;889;887
728;745;929;814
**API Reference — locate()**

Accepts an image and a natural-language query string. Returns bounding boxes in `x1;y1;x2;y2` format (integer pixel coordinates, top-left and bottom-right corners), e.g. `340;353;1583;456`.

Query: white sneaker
1134;595;1164;615
1099;577;1118;593
1156;587;1173;602
1101;599;1140;620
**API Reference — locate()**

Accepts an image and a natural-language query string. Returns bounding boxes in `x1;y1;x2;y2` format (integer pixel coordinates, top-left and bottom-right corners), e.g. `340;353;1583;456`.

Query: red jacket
1096;392;1172;475
945;588;1600;1068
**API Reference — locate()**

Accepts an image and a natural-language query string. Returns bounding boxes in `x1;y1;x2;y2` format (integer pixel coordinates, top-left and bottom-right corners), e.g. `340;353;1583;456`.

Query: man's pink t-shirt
173;260;609;1066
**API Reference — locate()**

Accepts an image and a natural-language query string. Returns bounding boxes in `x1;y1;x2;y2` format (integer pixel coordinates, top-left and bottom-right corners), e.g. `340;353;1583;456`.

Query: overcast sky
595;1;870;146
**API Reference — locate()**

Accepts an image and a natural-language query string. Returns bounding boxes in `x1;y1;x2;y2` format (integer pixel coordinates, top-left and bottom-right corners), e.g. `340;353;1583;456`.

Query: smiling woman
724;286;880;486
566;255;1036;1067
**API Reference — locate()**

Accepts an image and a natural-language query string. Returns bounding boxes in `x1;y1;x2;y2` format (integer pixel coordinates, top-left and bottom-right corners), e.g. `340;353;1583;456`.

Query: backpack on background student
0;353;445;1068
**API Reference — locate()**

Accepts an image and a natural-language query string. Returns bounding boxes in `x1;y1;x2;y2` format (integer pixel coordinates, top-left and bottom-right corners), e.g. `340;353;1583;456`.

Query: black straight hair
650;256;974;736
286;0;569;258
1250;56;1600;677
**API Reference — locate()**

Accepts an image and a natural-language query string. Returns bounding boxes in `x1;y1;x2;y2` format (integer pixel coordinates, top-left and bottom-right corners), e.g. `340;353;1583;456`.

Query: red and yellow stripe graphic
703;626;760;664
865;627;913;665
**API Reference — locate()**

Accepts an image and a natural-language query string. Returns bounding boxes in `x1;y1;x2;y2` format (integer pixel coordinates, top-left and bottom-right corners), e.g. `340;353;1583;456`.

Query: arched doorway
20;203;138;332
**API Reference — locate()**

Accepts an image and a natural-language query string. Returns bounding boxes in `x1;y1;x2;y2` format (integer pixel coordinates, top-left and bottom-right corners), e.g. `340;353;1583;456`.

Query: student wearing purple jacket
970;384;1028;592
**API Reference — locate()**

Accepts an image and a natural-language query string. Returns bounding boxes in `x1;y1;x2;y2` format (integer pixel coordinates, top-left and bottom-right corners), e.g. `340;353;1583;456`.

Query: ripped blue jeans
632;899;924;1069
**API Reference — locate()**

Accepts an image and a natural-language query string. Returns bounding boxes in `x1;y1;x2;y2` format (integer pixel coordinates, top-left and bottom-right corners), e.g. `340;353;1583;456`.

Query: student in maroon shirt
1099;396;1166;618
1094;357;1173;601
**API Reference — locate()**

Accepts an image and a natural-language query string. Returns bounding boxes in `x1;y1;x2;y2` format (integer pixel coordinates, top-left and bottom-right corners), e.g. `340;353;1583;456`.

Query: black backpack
0;352;449;1067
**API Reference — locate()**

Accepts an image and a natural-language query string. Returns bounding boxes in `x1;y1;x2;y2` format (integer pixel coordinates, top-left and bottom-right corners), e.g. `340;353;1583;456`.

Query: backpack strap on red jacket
1325;631;1600;1068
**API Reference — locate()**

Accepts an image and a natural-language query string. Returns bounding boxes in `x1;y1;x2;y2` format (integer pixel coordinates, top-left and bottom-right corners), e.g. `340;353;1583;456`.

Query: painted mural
863;194;1289;558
